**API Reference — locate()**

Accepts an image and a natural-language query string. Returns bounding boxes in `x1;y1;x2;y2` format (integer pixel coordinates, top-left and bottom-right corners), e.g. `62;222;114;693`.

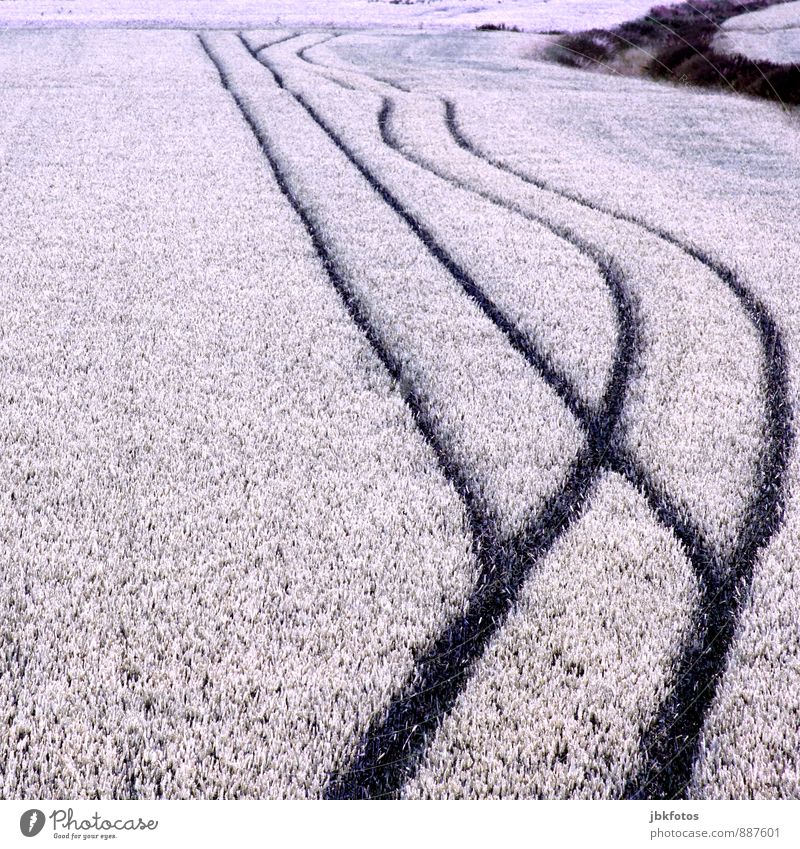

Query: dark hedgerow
475;23;522;33
549;0;799;105
554;30;616;67
656;44;800;103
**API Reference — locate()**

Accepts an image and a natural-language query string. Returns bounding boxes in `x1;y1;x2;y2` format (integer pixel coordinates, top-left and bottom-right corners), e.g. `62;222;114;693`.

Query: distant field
0;18;798;801
715;0;800;62
0;0;676;32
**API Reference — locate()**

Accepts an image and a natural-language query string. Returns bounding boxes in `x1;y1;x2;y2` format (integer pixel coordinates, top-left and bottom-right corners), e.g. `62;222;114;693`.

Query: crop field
715;0;800;63
1;12;799;802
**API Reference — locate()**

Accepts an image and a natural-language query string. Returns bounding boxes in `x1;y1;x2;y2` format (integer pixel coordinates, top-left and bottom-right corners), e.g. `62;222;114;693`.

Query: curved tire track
286;38;792;798
290;38;794;800
441;101;792;800
237;37;600;429
350;59;792;797
241;35;651;800
284;38;782;799
228;32;793;800
297;37;412;93
198;33;616;800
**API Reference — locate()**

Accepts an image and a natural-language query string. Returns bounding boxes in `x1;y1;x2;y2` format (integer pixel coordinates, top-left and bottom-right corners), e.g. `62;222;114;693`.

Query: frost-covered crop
0;1;675;33
1;17;798;802
714;0;800;64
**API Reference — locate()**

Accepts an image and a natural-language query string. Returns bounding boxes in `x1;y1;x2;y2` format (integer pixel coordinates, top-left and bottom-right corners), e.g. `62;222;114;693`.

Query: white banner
1;800;797;848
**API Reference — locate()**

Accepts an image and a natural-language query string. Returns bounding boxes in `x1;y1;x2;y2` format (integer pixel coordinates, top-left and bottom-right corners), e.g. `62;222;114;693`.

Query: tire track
282;36;794;800
374;96;725;556
238;34;599;436
372;102;727;549
297;37;411;93
296;42;358;91
337;48;792;798
441;101;793;800
249;32;302;56
375;98;633;430
229;32;792;800
284;39;793;799
197;33;610;800
282;35;728;796
235;35;657;799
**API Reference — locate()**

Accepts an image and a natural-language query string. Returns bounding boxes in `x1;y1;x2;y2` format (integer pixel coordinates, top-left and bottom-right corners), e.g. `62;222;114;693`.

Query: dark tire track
291;36;793;797
223;32;792;801
285;40;754;800
375;98;633;431
365;73;793;799
439;98;794;800
326;451;600;799
373;94;733;803
237;35;658;800
297;37;412;93
238;34;596;431
297;42;356;90
250;32;303;56
372;105;724;553
291;40;794;800
198;33;614;800
296;41;360;91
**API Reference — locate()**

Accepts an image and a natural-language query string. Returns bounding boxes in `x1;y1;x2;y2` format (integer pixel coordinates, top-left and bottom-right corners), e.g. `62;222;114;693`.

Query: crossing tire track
197;32;614;800
280;41;792;800
218;32;793;801
440;100;793;800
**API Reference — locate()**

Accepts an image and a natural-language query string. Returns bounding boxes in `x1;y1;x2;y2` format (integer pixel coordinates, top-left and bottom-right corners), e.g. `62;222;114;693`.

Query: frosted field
715;0;800;63
0;0;671;32
1;20;799;801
